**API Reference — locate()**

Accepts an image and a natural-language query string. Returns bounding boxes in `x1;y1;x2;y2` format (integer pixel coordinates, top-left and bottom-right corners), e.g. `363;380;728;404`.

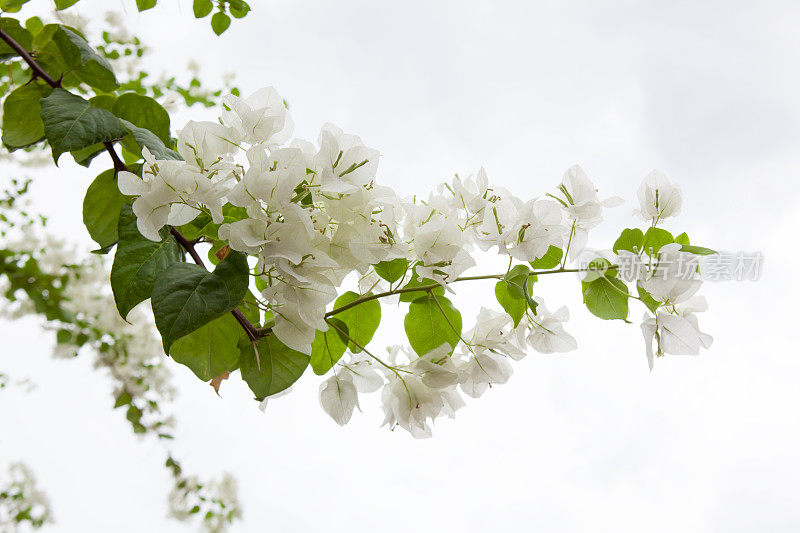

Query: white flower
456;351;513;398
406;205;465;265
176;120;240;167
448;167;490;215
639;243;701;304
635;170;682;221
506;199;567;262
339;352;384;392
226;145;308;211
221;86;293;145
218;218;269;255
314;123;380;193
380;366;464;438
553;165;622;259
410;344;460;389
464;308;526;360
556;165;623;224
525;298;578;354
640;297;712;370
319;373;359;426
472;187;522;252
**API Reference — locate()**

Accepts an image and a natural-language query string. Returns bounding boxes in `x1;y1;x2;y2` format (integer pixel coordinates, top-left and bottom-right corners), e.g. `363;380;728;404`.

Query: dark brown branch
169;227;206;267
103;141;127;172
0;27;60;89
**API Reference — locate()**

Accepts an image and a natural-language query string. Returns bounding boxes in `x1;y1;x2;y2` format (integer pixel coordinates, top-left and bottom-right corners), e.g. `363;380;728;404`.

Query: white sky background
2;0;800;531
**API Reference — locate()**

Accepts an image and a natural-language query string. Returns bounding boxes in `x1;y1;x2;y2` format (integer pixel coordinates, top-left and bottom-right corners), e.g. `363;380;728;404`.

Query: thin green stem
325;317;406;375
255;266;606;337
561;221;576;268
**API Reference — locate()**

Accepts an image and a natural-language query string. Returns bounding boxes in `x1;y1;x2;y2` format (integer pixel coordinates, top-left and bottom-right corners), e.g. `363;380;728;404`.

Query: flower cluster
0;462;51;530
120;87;619;354
166;457;241;533
0;206;175;436
119;86;714;437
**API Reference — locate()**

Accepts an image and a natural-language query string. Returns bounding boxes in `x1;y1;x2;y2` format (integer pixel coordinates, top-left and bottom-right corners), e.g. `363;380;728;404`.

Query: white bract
640;297;713;371
636;170;683;221
117;86;716;437
639;243;702;304
551;165;623;260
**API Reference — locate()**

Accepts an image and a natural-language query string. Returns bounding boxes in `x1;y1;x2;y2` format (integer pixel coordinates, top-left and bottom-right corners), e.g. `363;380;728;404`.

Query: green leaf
169;314;241;381
210;250;250;299
89;94;116;111
193;0;213;18
674;232;690;245
680;245;717;256
210;12;231;35
613;228;644;254
70;142;106;167
641;228;674;255
151;251;249;352
584;256;616;278
113;390;132;408
0;1;32;14
112;92;171;145
33;24;118;91
503;264;531;299
120;119;181;160
582;276;629;321
529;245;563;269
24;16;43;36
239;334;309;400
82;168;128;249
110;204;183;320
404;293;462;356
176;212;213;241
309;318;349;375
0;17;32;60
333;291;381;353
495;280;529;327
39;89;127;163
126;405;144;431
228;0;251;18
238;291;261;326
637;284;661;314
54;0;79;9
398;268;444;302
501;265;539;317
135;0;157;11
1;81;52;149
374;258;408;283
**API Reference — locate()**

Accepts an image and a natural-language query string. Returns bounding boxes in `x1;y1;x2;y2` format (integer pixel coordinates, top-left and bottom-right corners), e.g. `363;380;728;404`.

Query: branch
167;226;259;340
103;141;127;173
0;27;261;343
255;266;599;337
169;227;206;267
0;27;60;88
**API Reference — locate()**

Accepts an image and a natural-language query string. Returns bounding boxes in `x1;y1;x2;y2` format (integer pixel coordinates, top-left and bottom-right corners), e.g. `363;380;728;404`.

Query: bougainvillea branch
0;26;260;350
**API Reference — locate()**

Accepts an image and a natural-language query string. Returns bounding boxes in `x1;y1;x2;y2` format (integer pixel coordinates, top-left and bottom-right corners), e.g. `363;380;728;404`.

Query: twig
0;27;60;89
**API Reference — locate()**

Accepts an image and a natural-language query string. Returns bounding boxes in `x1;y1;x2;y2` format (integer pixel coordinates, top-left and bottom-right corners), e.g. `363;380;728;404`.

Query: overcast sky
2;1;800;531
